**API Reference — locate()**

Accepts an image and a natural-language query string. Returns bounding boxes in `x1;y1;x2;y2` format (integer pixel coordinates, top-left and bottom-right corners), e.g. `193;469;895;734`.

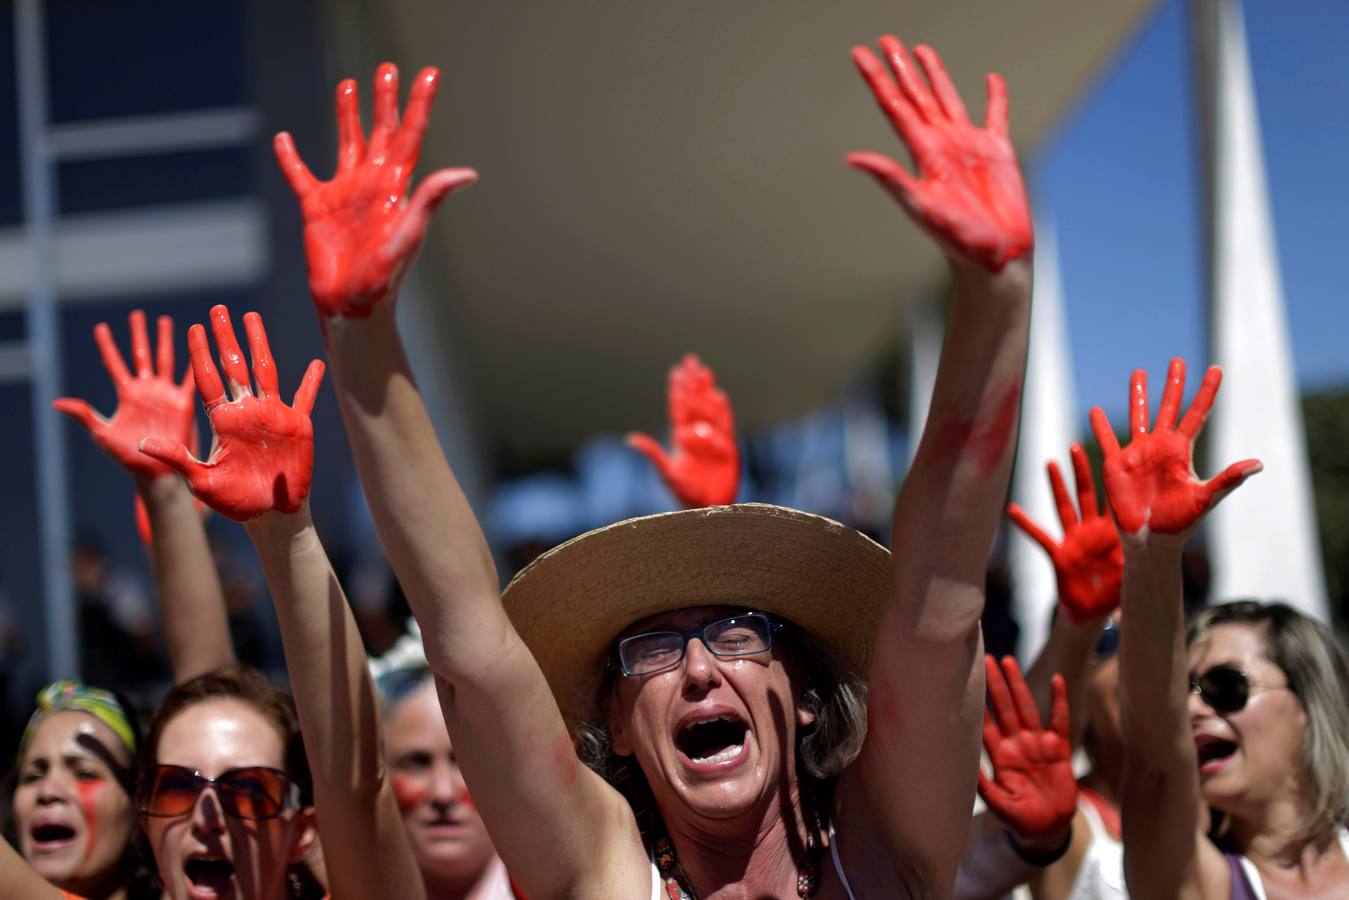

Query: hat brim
502;503;892;732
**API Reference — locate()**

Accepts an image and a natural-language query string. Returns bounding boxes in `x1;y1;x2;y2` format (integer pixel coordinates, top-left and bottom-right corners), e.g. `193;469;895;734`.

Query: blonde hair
1188;601;1349;844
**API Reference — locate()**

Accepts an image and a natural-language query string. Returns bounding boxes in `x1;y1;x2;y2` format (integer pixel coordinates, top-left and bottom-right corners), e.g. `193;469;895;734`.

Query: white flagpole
1010;213;1078;660
1196;0;1328;618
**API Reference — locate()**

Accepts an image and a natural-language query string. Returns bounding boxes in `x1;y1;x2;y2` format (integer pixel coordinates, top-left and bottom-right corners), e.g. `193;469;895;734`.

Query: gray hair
576;619;868;839
1188;600;1349;843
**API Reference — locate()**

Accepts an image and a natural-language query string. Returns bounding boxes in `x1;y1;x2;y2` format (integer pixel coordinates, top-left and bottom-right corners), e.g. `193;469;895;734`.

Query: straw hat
501;503;892;731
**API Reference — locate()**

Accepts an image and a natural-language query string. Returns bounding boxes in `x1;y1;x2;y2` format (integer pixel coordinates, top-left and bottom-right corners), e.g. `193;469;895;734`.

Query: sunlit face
384;680;496;889
1188;623;1307;818
606;606;814;830
13;711;135;896
142;698;316;900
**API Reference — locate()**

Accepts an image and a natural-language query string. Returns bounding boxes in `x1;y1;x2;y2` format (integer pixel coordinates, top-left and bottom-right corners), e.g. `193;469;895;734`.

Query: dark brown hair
136;666;322;899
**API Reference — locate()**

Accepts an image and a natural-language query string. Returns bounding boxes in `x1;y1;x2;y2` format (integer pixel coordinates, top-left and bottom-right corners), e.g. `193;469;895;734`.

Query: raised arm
272;65;643;895
53;310;233;683
0;840;65;900
838;35;1033;890
141;305;421;900
1088;358;1260;899
1010;442;1123;728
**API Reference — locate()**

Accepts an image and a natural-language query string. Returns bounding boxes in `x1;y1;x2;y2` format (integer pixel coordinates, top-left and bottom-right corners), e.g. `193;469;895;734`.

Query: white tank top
1067;794;1128;900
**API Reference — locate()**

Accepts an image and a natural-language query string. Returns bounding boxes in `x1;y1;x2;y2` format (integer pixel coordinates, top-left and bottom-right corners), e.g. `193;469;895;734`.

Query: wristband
1005;823;1072;866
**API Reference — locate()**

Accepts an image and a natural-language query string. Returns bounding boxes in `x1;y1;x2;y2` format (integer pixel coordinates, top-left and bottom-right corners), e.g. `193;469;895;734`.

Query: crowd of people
2;30;1347;900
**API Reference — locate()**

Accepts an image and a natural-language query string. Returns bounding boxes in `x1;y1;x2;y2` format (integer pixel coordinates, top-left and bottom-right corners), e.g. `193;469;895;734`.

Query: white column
1010;214;1078;660
1197;0;1328;617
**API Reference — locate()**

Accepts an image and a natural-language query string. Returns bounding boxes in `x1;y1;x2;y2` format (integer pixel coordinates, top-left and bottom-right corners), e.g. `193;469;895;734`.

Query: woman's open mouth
184;855;236;898
1195;736;1238;776
676;714;749;768
29;823;77;852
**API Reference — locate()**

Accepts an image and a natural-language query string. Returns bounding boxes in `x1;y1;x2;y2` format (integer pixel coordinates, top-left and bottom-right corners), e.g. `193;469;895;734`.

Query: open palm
847;36;1031;271
140;306;324;522
274;63;478;317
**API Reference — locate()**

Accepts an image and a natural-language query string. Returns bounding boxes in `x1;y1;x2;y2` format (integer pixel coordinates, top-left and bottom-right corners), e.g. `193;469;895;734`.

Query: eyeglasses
1189;665;1291;715
141;764;300;820
612;612;783;677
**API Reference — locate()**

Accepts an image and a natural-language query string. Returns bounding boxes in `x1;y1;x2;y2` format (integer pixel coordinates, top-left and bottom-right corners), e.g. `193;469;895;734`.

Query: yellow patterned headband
19;680;137;758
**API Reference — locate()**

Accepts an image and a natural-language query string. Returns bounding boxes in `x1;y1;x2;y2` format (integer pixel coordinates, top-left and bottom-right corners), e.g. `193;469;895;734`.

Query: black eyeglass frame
1189;664;1292;715
140;764;302;820
610;611;786;678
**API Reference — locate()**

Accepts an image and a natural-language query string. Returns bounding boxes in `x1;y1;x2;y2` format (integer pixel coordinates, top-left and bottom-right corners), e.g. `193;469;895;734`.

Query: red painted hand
273;63;479;317
847;37;1032;271
1008;443;1123;622
53;311;196;478
139;306;325;522
977;655;1077;840
626;355;740;508
1088;359;1261;541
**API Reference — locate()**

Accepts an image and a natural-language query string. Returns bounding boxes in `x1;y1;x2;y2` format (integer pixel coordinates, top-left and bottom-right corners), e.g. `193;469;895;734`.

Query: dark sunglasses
1189;665;1290;715
141;764;300;820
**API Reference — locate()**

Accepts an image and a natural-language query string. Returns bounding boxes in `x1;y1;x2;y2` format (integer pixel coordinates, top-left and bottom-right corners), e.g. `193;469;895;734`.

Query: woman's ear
795;691;818;730
286;806;320;866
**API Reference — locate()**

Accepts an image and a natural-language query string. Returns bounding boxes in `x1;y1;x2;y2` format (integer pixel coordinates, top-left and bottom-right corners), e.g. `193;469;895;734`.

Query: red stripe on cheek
75;779;103;864
458;785;476;811
391;774;429;812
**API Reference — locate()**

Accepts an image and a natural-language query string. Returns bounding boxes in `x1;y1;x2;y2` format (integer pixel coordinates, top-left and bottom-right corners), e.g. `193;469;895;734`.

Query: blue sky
1035;0;1349;429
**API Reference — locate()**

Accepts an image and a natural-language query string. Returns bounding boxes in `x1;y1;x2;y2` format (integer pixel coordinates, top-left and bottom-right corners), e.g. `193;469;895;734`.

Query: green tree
1303;388;1349;627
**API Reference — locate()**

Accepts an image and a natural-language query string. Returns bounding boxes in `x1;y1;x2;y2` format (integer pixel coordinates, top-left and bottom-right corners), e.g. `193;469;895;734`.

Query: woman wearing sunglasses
1090;359;1349;897
137;667;323;900
136;305;426;900
270;31;1034;897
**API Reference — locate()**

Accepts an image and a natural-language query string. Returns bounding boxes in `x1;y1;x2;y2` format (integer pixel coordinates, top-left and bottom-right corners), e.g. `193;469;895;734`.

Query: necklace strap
653;809;825;899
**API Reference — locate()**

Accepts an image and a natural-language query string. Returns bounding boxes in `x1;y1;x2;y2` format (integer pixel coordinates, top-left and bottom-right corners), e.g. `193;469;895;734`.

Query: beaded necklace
652;809;823;899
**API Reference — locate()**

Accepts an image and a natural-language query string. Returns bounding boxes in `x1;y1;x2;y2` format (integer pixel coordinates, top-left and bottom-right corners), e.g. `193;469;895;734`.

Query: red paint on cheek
391;774;429;812
458;785;476;811
75;779;103;864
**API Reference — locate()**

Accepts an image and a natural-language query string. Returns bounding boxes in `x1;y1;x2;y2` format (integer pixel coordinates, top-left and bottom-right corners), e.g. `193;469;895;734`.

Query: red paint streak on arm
926;379;1021;477
975;380;1022;474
